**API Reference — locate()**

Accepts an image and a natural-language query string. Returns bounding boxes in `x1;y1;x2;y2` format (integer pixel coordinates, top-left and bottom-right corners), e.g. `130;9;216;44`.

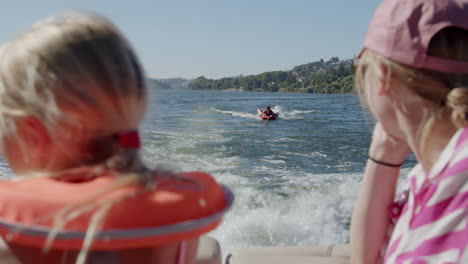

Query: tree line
189;57;354;94
146;78;190;90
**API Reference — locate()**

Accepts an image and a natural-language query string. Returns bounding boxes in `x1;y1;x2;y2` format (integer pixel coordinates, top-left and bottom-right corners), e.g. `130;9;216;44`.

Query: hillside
146;78;190;90
189;57;354;94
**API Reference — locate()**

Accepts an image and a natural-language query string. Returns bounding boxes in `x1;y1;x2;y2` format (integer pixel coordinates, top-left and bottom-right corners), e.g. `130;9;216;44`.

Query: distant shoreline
148;57;356;94
188;88;355;94
189;57;354;94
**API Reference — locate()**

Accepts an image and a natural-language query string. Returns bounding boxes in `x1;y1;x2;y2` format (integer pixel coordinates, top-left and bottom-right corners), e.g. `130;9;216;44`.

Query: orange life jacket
0;171;233;262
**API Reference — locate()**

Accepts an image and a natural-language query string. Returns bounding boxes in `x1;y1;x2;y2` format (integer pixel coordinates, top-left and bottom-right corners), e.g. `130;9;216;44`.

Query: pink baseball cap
362;0;468;74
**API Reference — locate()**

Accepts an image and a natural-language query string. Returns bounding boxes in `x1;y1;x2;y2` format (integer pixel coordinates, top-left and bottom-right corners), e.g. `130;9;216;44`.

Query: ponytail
446;87;468;128
35;131;177;264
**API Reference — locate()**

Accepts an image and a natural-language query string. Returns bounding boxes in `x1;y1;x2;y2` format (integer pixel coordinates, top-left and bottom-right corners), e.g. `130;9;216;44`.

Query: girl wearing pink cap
351;0;468;263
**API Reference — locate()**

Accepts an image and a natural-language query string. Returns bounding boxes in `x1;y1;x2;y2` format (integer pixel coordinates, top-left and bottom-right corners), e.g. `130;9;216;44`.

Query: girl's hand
368;123;411;165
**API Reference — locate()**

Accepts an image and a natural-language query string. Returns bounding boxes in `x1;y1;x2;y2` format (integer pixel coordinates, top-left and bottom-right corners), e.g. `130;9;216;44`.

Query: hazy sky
0;0;380;79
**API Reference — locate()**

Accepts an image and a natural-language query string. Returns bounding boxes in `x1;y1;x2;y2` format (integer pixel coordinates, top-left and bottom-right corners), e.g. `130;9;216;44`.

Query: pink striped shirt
384;128;468;263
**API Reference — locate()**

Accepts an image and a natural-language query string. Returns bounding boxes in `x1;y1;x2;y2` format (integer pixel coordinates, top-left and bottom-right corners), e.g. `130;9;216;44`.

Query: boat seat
196;236;222;264
225;244;350;264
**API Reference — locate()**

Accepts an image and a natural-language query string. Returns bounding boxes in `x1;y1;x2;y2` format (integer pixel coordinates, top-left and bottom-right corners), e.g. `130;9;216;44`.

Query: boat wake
211;108;258;119
279;109;315;120
211;106;315;120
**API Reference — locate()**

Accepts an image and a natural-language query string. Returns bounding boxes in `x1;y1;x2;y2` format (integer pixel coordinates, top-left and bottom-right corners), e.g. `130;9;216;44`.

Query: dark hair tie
368;156;403;167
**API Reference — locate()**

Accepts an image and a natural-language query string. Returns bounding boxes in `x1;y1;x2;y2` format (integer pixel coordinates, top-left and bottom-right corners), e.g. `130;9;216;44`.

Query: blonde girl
0;11;232;264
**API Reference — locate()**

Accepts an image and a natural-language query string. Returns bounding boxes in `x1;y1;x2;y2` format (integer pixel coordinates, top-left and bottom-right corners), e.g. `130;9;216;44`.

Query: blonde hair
0;11;165;264
355;26;468;145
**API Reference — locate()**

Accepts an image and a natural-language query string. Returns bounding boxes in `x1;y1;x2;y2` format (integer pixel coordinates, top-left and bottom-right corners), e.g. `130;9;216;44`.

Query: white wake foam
211;108;258;119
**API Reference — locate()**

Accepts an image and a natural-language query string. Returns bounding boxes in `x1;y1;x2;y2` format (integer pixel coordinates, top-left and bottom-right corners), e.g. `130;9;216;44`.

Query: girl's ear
377;64;391;95
20;116;52;150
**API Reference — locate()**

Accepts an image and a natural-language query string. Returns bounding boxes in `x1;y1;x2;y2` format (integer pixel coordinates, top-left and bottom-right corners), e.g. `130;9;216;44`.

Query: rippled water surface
0;90;416;255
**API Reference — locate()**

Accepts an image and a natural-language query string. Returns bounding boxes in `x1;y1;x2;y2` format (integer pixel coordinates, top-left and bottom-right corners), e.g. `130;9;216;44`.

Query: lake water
0;89;415;256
